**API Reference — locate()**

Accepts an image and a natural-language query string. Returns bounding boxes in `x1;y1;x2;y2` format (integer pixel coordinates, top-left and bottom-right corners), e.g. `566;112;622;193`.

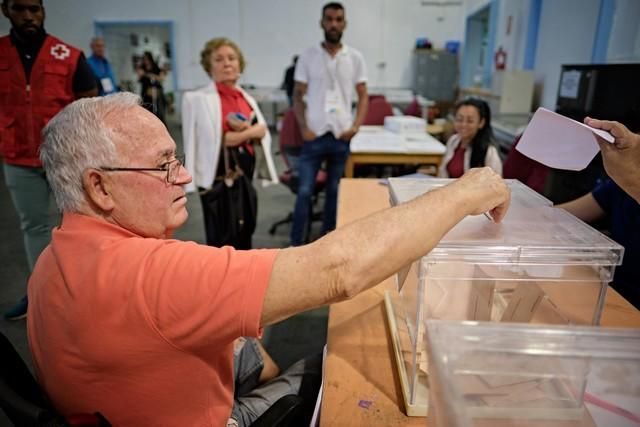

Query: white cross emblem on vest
50;43;70;60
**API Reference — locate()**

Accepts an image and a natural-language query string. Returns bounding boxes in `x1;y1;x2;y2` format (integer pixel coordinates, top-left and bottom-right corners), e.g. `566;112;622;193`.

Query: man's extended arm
261;167;510;326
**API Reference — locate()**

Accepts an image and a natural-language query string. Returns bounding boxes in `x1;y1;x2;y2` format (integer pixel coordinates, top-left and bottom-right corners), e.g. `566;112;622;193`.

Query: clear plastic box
426;320;640;427
385;178;624;415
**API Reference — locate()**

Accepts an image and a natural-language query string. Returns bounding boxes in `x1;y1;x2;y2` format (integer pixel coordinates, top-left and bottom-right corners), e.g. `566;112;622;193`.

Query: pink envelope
516;108;614;171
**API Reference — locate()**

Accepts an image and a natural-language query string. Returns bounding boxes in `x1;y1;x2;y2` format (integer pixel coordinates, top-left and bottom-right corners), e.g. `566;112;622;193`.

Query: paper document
309;345;327;427
351;126;445;154
516;107;614;171
350;131;406;153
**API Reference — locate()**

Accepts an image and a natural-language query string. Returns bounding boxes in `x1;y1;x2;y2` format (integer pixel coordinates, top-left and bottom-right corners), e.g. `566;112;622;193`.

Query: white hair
41;92;141;212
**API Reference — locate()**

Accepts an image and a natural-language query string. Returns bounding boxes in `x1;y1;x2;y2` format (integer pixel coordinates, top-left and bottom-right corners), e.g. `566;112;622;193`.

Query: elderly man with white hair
27;92;510;426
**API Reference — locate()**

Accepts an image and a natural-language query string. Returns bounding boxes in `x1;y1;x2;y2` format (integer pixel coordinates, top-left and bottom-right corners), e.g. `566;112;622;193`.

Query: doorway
461;2;498;89
94;20;177;115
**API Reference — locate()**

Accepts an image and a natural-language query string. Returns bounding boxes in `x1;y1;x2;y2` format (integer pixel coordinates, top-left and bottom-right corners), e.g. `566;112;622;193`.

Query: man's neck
322;41;342;57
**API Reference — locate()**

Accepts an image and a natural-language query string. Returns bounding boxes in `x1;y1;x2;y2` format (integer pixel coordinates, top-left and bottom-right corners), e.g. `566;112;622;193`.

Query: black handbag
199;147;257;249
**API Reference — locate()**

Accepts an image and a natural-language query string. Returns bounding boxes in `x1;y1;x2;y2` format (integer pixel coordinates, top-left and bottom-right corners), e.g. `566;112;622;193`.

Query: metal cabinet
413;50;458;102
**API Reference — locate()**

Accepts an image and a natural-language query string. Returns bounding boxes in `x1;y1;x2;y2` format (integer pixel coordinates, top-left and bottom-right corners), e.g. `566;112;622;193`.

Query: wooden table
345;126;446;178
344;152;444;178
319;179;640;427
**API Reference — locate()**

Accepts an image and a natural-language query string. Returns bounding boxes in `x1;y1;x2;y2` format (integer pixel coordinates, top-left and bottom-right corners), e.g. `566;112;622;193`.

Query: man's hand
301;127;317;142
585;117;640;203
339;126;359;142
451;167;511;223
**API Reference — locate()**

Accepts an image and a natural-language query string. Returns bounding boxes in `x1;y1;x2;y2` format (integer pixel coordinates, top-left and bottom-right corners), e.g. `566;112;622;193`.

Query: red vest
0;34;81;167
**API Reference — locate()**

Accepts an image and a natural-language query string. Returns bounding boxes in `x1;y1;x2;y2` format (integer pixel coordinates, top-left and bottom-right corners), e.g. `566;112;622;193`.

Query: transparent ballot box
426;320;640;427
384;178;624;416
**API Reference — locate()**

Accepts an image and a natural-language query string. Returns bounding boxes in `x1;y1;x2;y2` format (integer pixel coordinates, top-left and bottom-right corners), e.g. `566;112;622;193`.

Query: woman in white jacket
182;38;278;248
438;98;502;178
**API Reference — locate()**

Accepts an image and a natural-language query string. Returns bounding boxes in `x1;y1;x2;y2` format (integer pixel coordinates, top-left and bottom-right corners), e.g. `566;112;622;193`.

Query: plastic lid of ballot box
388;178;622;266
425;320;640;427
387;178;624;327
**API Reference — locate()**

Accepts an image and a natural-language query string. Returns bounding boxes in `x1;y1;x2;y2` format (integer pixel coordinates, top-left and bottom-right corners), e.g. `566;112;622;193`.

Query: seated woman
438;98;502;178
136;51;167;124
182;38;278;249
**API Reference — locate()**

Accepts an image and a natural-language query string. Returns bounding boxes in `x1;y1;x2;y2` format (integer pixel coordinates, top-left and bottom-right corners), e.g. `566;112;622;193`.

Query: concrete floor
0;114;327;424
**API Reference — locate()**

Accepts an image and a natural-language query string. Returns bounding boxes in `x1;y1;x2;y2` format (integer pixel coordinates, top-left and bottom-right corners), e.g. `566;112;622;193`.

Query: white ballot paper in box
516;107;614;171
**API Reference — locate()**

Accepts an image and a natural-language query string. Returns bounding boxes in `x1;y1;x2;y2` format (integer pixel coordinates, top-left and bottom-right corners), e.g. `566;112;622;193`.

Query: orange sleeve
130;240;278;354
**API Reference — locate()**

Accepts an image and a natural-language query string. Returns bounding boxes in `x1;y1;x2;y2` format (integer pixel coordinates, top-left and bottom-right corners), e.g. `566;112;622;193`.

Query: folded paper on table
516;108;614;171
351;126;445;154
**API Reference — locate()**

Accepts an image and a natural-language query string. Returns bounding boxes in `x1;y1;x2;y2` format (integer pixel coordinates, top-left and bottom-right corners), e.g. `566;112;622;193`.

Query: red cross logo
50;43;70;60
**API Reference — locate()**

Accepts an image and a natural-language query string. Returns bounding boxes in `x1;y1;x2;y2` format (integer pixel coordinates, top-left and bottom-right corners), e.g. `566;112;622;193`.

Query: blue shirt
592;179;640;308
87;54;117;95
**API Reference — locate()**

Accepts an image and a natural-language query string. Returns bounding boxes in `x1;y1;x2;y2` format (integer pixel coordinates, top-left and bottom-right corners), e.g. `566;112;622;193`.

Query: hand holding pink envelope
516;108;614;171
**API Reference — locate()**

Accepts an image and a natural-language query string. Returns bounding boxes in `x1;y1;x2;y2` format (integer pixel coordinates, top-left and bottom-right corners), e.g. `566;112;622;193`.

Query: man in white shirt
291;1;368;246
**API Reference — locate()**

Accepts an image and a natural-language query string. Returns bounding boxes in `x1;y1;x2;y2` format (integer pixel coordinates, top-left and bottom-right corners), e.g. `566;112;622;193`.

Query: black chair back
250;394;304;427
0;332;110;427
0;331;66;426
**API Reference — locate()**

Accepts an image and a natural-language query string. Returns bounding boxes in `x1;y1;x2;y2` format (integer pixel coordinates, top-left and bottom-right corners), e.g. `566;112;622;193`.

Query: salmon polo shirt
27;213;278;426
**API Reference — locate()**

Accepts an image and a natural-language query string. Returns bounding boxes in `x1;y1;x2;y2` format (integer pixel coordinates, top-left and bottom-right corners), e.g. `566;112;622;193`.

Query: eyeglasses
99;155;185;184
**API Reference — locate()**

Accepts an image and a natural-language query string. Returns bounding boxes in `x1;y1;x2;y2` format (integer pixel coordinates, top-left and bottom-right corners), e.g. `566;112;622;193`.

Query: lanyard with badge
322;51;347;116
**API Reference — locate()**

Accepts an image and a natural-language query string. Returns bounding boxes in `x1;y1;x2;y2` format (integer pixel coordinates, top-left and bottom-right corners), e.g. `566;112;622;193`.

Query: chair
362;95;394;126
357;95;395;177
0;332;305;427
269;109;326;242
404;96;422;117
250;395;304;427
503;134;550;195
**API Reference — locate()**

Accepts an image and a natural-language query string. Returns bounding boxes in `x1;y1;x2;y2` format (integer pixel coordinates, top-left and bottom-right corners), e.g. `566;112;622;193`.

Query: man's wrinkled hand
453;167;511;223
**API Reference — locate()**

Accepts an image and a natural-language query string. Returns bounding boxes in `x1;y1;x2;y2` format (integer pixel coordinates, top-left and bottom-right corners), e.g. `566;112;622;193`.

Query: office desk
319;179;640;427
346;127;446;178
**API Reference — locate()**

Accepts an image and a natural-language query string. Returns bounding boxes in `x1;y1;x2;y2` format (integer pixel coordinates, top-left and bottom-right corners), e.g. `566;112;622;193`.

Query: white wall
233;0;466;88
377;0;465;87
534;0;600;109
0;0;465;91
607;0;640;62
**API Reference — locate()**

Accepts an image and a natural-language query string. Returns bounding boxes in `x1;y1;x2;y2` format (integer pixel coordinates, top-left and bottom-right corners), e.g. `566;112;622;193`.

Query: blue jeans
3;163;57;271
290;133;349;246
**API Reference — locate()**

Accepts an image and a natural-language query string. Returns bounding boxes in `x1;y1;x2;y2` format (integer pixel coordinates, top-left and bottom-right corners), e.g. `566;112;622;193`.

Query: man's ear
83;169;115;212
1;3;9;19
